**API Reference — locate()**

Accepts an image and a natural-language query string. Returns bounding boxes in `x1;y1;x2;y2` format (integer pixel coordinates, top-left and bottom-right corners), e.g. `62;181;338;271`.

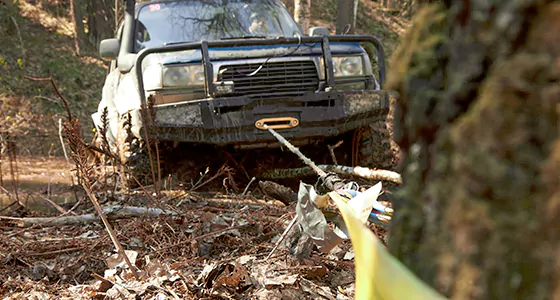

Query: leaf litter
0;189;386;299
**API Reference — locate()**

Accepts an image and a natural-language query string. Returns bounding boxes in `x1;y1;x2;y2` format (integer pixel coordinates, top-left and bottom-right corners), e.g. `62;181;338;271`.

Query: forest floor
0;0;407;298
0;154;391;299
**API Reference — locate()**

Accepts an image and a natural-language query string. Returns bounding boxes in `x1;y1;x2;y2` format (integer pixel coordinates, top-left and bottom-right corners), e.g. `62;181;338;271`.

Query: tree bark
70;0;86;55
335;0;355;34
85;0;115;50
294;0;310;34
386;1;560;299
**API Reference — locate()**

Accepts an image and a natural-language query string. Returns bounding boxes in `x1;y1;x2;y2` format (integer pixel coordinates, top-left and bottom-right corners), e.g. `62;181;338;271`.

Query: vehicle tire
355;119;396;170
115;113;154;189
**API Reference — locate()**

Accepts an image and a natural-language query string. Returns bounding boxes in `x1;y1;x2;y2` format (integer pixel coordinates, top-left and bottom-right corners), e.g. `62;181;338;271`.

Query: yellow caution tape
330;195;447;300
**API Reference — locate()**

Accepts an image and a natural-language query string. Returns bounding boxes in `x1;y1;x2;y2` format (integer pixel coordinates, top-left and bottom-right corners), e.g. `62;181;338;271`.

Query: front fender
92;68;144;144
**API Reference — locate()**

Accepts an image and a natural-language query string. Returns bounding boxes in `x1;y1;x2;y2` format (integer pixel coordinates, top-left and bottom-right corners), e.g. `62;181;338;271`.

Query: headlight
142;64;205;90
338;57;363;76
321;56;365;78
163;65;205;88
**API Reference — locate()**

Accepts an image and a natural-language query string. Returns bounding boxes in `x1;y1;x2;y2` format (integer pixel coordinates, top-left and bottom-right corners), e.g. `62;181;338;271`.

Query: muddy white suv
92;0;394;186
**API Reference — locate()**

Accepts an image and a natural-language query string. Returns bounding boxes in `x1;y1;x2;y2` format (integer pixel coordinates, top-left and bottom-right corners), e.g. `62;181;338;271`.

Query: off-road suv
92;0;394;186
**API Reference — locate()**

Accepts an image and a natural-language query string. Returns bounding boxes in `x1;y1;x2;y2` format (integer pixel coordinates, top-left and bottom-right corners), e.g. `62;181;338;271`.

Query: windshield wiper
219;36;267;40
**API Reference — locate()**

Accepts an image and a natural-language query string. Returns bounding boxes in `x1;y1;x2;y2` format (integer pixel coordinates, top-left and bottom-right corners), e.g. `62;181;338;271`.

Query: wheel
115;113;155;189
355;118;396;170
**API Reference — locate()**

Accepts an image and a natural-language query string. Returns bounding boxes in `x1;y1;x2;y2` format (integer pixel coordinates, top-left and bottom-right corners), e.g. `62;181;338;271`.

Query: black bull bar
134;35;386;106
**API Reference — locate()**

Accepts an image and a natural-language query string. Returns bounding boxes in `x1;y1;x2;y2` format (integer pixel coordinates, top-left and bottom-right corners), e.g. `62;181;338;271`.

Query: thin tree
293;0;310;34
335;0;356;34
70;0;86;55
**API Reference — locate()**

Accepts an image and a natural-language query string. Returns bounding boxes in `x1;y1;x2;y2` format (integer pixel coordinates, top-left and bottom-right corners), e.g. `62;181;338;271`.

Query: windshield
135;0;302;52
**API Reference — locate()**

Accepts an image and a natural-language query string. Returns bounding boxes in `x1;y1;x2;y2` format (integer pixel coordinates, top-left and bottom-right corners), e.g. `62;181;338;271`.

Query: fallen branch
258;180;297;205
0;206;176;227
266;215;298;260
36;193;74;215
24;246;84;257
259;164;402;185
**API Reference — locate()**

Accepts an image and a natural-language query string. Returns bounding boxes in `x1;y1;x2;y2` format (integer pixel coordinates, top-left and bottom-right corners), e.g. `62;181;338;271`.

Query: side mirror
309;26;330;36
99;38;120;60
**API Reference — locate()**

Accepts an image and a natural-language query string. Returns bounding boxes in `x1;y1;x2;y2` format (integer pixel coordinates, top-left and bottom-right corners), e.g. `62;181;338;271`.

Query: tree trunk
85;0;116;50
293;0;310;34
386;1;560;299
335;0;356;34
70;0;86;55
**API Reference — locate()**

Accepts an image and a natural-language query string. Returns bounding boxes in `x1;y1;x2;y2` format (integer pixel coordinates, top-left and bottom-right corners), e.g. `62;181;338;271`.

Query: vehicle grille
217;60;319;99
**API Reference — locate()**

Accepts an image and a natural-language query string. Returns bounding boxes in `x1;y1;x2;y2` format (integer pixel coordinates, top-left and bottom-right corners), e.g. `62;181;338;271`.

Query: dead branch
266;215;298;260
190;164;228;191
36;193;74;215
23;76;72;121
327;140;343;165
0;205;176;227
258;181;297;205
23;247;83;257
259;164;403;185
242;177;256;196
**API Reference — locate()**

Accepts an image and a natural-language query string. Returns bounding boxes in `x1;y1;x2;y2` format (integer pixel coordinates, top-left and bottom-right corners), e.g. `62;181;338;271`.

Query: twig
81;181;142;280
190;167;209;191
222;150;251;180
0;201;18;214
23;247;83;257
274;265;325;271
10;16;25;58
23;76;72;121
241;177;256;196
265;215;298;260
0;186;25;208
36;193;73;215
59;118;71;166
327;140;344;165
57;117;80;203
190;165;227;192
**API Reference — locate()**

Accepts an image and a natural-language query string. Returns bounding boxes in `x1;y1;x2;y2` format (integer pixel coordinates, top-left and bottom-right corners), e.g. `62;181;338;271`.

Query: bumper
146;90;389;145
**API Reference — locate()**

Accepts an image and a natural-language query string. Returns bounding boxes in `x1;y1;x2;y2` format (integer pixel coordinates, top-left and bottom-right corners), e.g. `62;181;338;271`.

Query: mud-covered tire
115;114;154;189
356;119;396;170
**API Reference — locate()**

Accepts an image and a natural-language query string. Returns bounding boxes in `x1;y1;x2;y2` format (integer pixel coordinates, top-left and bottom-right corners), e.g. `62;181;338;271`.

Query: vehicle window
134;0;302;52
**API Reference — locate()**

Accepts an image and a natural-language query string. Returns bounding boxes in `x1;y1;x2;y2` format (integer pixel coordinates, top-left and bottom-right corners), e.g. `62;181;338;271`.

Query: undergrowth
0;1;106;155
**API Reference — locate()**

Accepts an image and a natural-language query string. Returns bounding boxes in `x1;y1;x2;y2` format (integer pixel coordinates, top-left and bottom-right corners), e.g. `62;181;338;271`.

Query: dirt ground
0;154;390;299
